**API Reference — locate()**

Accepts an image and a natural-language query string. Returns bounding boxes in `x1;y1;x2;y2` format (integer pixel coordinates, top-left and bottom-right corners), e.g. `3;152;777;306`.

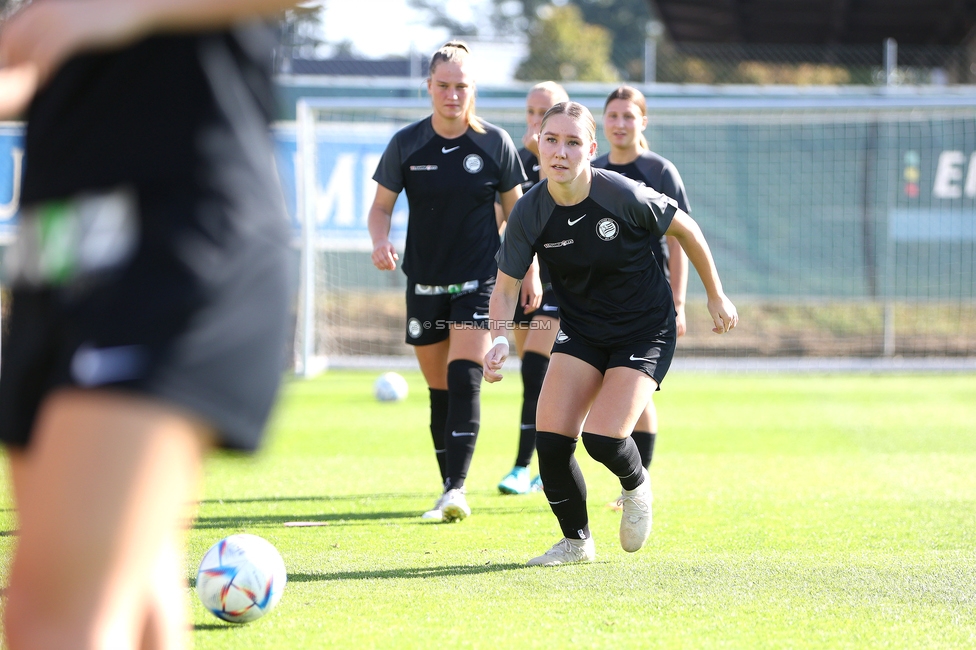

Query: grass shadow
193;510;420;530
288;562;528;582
193;623;236;631
199;493;436;506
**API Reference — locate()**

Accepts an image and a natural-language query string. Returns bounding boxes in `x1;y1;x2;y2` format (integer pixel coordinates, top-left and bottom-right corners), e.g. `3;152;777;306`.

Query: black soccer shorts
0;188;290;451
550;325;676;388
404;276;494;346
512;286;560;326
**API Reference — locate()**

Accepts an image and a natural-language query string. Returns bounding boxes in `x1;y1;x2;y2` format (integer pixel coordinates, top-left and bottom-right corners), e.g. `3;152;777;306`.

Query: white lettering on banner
317;153;356;226
964;152;976;198
0;147;23;220
933;151;964;199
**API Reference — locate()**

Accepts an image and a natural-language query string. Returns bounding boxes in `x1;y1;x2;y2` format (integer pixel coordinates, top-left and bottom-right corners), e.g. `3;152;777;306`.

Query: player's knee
580;431;623;464
520;351;549;401
535;430;576;462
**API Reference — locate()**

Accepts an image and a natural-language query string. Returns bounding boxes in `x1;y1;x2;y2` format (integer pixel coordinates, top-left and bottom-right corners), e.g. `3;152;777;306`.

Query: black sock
580;432;644;491
444;360;482;491
631;430;657;470
536;431;590;540
515;351;548;468
428;388;449;483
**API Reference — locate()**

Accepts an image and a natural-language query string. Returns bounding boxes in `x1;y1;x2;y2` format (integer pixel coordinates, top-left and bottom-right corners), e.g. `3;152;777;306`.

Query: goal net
291;92;976;372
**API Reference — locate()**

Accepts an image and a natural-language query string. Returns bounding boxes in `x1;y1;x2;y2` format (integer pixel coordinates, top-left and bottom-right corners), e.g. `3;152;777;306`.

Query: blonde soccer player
485;102;737;566
368;41;530;522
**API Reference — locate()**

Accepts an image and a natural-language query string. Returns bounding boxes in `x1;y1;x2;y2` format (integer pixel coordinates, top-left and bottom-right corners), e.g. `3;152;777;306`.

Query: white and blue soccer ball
374;371;409;402
196;534;287;624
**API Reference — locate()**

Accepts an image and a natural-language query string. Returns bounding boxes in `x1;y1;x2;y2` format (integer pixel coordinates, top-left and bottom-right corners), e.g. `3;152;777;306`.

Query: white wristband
492;336;510;353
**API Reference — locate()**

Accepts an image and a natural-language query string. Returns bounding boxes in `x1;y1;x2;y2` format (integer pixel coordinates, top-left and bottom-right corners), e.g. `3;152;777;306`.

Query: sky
320;1;455;58
318;1;526;84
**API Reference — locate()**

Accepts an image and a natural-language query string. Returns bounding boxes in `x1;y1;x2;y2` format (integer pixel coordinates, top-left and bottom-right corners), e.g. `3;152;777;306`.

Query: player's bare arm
484;271;521;383
0;0;302;118
367;185;400;271
665;209;738;334
666;235;688;336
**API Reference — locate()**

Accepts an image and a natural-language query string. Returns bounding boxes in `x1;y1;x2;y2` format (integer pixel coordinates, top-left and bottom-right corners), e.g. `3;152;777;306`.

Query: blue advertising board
0;122;406;250
0;125;24;243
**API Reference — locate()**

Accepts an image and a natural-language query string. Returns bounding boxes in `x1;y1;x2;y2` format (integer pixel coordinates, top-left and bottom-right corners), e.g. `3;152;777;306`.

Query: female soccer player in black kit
497;81;568;496
0;0;297;647
485;102;737;566
592;85;692;504
368;41;530;522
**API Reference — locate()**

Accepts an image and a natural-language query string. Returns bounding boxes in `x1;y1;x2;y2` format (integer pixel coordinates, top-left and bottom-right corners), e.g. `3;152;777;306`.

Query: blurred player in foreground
485;102;737;566
0;0;299;647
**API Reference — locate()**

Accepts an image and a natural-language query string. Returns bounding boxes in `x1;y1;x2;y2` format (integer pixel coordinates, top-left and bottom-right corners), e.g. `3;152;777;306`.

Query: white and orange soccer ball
196;534;287;624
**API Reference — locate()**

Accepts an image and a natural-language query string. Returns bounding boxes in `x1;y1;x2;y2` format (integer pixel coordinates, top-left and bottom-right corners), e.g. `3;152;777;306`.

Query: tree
493;0;652;80
570;0;654;80
407;0;478;38
515;4;617;82
276;2;326;64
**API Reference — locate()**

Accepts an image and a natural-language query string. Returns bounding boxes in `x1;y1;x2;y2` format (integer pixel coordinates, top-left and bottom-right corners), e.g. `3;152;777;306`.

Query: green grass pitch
2;370;975;648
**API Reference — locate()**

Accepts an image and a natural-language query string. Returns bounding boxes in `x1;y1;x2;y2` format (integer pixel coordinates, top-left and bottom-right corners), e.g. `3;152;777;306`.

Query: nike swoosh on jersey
541;304;558;312
442;146;460;153
472;313;489;320
567;214;587;226
451;431;476;437
532;164;541;171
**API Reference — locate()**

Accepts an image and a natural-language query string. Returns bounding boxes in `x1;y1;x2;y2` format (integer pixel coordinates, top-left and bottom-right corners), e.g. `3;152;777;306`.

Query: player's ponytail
428;40;486;134
604;85;648;150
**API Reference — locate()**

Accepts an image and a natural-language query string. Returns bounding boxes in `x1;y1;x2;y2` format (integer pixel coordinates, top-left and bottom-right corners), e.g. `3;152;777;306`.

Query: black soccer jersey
374;117;526;285
518;148;541;191
21;26;279;205
497;168;679;346
592;150;690;278
516;148;551;285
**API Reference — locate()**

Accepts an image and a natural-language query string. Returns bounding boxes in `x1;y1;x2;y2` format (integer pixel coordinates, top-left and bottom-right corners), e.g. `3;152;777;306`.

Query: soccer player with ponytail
368;41;529;522
485;102;737;565
593;85;693;505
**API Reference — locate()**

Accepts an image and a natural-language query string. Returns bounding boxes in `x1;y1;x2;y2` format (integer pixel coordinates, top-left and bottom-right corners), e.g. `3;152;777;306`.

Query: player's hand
519;266;542;314
707;294;738;334
371;240;398;271
674;304;687;337
0;63;38;119
484;339;509;383
0;1;148;87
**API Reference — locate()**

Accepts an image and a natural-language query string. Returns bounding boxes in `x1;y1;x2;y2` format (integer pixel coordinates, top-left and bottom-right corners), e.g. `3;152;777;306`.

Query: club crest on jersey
463;154;484;174
596;218;619;241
